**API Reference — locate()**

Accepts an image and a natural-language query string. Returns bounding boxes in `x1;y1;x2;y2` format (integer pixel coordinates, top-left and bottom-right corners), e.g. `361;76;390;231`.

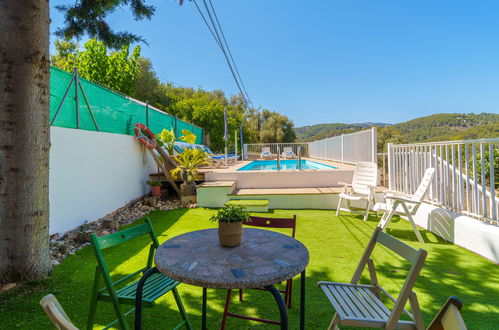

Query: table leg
264;284;288;330
202;287;207;330
300;269;306;330
135;267;159;330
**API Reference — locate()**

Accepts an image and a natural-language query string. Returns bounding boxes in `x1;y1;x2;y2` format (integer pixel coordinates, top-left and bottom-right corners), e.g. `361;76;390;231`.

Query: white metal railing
243;143;309;160
308;127;377;164
388;137;499;224
378;152;388;187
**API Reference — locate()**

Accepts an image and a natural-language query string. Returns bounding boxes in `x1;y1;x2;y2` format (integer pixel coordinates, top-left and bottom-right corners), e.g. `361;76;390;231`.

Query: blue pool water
238;160;336;171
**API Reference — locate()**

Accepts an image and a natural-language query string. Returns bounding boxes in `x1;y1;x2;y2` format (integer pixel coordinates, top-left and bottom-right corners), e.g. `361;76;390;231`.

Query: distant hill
295;113;499;142
295;122;390;141
392;113;499;142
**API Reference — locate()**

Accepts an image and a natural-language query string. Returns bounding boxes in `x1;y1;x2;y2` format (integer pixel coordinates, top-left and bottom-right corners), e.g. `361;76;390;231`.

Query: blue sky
50;0;499;127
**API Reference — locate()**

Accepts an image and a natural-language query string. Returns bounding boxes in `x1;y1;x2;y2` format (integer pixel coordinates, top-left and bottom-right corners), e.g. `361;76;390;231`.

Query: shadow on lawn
167;267;333;330
344;212;451;245
370;244;499;327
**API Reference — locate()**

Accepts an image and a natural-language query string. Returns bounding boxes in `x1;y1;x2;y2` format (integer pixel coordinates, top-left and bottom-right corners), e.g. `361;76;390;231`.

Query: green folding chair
87;218;191;330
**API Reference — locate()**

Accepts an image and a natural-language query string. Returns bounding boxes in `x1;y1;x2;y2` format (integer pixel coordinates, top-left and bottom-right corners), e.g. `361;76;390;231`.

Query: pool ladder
277;146;302;171
297;146;302;170
276;146;281;171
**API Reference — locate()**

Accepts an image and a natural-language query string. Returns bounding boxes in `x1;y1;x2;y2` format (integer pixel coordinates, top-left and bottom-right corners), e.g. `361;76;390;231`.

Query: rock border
49;196;196;265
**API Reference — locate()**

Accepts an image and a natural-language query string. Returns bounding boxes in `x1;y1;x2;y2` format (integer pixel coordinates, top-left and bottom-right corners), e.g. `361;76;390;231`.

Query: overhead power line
206;0;252;106
191;0;253;107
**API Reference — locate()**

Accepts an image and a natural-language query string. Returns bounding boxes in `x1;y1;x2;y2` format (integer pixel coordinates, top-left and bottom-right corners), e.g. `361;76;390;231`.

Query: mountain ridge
295;113;499;143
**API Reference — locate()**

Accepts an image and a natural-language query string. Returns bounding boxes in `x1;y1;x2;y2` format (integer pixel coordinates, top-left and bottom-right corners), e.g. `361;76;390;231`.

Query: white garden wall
49;127;156;235
409;202;499;263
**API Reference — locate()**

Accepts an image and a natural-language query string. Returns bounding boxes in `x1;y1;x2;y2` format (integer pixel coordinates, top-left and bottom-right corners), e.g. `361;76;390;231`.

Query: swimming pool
238;160;337;171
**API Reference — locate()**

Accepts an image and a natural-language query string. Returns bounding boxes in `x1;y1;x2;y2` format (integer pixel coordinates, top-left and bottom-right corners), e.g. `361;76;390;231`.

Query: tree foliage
130;60;296;151
55;0;156;49
52;39;141;94
259;109;296;143
377;126;406;152
392;113;499;142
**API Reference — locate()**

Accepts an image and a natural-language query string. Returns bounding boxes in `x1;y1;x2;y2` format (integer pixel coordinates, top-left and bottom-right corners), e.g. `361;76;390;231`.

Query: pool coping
199;158;355;174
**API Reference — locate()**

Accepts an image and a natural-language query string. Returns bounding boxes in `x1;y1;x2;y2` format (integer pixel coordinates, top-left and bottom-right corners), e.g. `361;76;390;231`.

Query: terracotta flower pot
218;221;243;247
151;186;161;197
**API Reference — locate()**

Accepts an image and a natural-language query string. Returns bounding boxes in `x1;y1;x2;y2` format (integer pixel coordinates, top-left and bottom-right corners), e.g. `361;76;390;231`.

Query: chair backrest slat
244;216;296;237
261;147;270;153
412;168;435;202
283;147;293;153
95;222;152;250
428;296;466;330
386;248;427;328
352;162;378;195
376;231;420;264
441;304;467;329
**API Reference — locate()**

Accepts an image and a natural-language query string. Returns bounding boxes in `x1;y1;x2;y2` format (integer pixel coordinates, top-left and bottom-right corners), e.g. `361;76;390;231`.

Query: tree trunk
0;0;51;280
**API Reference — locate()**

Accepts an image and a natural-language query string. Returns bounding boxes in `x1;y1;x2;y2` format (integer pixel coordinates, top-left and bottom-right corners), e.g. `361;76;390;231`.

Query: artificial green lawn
1;208;498;329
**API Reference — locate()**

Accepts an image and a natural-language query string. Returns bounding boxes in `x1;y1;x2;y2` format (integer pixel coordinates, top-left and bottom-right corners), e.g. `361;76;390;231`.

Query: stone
60;242;69;252
102;218;119;231
75;231;94;243
101;218;114;229
1;283;17;291
143;196;159;207
51;259;60;266
181;195;197;205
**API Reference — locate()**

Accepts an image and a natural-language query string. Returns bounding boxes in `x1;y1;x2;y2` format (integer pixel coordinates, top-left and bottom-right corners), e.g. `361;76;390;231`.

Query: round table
135;228;309;330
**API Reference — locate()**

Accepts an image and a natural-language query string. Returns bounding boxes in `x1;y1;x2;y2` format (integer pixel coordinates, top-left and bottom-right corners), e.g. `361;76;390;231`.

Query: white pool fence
308;127;377;164
388;137;499;224
243;128;377;164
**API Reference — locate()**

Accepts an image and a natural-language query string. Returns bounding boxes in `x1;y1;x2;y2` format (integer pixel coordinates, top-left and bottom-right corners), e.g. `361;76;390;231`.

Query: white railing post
387;143;393;190
490;142;497;220
371;126;377;163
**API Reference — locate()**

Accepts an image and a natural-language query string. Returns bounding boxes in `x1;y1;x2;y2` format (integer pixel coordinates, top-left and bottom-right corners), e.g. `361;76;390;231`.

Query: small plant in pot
147;180;162;197
171;148;210;204
210;205;250;247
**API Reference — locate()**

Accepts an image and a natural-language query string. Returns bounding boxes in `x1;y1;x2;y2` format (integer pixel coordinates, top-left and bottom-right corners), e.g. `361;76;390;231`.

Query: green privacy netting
50;66;204;144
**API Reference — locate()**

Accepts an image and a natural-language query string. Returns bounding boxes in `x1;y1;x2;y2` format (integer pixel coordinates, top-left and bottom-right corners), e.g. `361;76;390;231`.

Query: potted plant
171;148;210;204
210;205;250;247
147;180;162;197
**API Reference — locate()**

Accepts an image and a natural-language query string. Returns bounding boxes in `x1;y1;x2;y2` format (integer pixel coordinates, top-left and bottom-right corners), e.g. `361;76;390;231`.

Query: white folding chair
374;168;435;243
318;227;428;330
40;294;78;330
336;162;378;221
